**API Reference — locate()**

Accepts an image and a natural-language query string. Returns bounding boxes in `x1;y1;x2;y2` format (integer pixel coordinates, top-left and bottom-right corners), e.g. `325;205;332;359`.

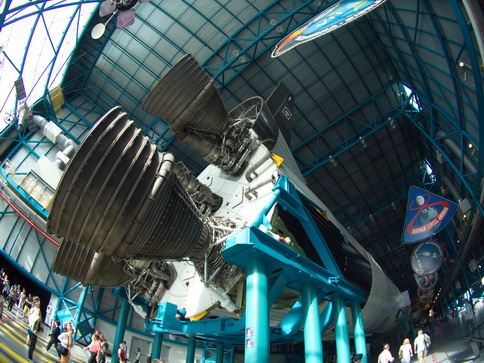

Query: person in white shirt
378;343;394;363
398;338;413;363
414;330;429;363
135;347;142;363
464;299;475;336
26;297;42;362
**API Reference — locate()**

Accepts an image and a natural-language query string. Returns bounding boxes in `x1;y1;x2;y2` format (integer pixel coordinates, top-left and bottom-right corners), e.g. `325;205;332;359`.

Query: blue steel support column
301;282;323;362
151;332;164;360
402;309;412;341
54;278;70;318
73;286;88;340
350;302;367;363
245;257;269;363
216;344;224;363
202;343;207;362
91;287;105;330
186;335;196;363
332;295;351;363
111;298;130;363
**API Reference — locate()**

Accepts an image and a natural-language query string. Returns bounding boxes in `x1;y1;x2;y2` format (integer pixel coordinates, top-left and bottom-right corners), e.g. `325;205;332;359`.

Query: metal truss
200;0;332;89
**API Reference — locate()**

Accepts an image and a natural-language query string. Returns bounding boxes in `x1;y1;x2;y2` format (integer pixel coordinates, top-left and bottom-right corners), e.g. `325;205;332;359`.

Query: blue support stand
73;286;88;341
111;298;130;363
186;335;196;363
54;278;69;319
245;257;269;363
216;343;224;363
302;282;323;362
332;295;351;363
152;332;164;360
351;302;367;363
145;177;367;358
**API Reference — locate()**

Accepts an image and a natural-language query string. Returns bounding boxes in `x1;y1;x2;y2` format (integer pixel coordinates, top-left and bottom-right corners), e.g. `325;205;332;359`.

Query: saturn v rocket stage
46;54;401;349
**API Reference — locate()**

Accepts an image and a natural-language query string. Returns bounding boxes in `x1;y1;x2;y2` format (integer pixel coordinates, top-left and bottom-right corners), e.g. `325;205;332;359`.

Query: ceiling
1;0;483;308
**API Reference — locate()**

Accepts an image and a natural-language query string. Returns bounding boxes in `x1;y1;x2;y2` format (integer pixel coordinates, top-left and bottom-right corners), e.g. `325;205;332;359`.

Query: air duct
436;130;477;174
442;175;462;202
33;115;76;170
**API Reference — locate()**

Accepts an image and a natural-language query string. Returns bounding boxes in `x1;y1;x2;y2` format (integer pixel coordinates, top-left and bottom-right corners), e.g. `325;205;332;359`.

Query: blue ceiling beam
449;0;484;215
382;3;434;102
336;163;431;227
201;0;333;89
403;93;483;218
0;1;98;28
291;81;402;176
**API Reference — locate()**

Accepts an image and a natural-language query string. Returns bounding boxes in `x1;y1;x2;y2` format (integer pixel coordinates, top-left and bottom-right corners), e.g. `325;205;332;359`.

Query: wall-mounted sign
402;186;457;243
272;0;387;57
411;240;444;276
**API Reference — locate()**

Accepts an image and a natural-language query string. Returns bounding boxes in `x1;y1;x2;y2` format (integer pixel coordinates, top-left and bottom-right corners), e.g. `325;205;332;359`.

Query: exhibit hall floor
0;307;90;363
1;300;484;362
367;300;484;363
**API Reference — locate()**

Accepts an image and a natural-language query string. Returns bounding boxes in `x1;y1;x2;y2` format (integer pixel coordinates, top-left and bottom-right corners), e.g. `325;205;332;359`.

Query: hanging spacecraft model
8;54;402;344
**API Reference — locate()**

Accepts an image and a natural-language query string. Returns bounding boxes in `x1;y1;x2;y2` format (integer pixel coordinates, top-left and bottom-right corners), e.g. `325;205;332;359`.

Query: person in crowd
135;347;142;363
98;338;109;363
377;343;394;363
57;323;74;363
2;278;9;299
464;298;475;336
23;293;33;318
123;340;129;359
17;288;27;316
351;353;363;363
12;284;21;310
0;291;4;321
84;332;101;363
46;319;62;355
15;284;22;298
398;338;413;363
92;329;102;340
118;342;128;363
26;296;42;362
6;284;17;311
414;329;430;363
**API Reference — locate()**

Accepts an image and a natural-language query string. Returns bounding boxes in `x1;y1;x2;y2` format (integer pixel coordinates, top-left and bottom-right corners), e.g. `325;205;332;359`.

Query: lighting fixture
91;0;151;39
328;155;337;167
388;117;396;129
359;136;367;148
